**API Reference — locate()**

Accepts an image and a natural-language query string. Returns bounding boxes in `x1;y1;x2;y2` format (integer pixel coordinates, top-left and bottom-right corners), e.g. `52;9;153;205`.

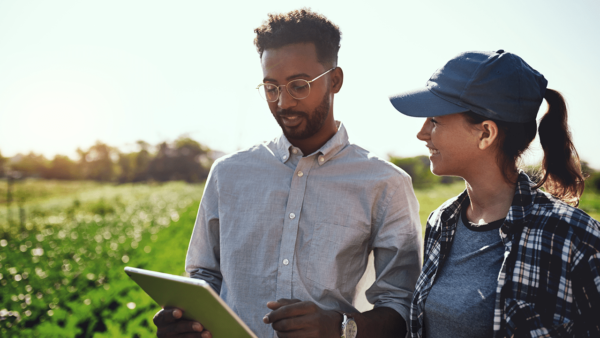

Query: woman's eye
431;118;438;124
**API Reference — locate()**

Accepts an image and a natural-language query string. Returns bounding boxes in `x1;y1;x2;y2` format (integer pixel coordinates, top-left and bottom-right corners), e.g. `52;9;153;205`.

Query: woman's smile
427;146;440;156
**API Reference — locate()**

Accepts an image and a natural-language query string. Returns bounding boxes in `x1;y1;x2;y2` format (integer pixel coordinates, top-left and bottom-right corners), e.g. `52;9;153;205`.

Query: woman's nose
417;119;430;141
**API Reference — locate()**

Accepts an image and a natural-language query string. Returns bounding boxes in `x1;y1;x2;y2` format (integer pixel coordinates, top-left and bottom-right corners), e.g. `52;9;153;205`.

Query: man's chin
283;128;309;140
282;125;318;141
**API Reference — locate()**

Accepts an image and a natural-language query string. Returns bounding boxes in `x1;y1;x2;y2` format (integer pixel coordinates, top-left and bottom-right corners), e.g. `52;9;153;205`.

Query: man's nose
277;86;297;110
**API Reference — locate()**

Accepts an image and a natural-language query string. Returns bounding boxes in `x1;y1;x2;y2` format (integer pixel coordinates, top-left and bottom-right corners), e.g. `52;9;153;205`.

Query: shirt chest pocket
306;222;370;290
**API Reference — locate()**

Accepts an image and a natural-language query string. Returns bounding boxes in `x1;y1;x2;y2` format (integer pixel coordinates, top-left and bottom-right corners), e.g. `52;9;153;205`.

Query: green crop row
0;181;204;337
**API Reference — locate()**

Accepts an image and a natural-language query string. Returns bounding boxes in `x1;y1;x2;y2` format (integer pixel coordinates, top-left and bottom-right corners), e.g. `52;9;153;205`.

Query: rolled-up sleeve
366;174;423;324
185;162;223;293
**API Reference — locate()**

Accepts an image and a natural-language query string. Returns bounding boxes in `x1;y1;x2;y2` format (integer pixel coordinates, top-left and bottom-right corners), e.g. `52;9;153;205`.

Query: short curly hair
254;8;341;66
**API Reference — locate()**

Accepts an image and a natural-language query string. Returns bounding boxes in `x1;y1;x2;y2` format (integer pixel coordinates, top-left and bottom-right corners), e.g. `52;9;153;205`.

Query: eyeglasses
256;67;336;102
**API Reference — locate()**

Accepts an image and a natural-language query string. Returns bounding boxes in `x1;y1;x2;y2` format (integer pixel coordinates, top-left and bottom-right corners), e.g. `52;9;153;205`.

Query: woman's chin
429;165;443;177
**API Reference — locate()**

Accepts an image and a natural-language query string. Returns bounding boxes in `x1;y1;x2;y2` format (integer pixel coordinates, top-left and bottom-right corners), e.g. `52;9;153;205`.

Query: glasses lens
287;80;310;100
258;84;279;102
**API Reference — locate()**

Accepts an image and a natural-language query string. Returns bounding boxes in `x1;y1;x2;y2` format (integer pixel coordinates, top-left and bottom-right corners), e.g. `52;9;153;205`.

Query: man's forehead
261;43;323;77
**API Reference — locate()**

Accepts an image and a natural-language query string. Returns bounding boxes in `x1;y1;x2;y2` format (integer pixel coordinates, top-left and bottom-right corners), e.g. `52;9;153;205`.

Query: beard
274;89;331;140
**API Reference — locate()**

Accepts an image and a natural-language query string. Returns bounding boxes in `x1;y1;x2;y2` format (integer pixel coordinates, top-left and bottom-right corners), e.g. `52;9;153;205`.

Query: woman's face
416;113;480;177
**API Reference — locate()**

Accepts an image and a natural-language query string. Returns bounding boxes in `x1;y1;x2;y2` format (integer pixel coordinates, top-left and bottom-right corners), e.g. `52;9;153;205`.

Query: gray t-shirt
423;208;504;338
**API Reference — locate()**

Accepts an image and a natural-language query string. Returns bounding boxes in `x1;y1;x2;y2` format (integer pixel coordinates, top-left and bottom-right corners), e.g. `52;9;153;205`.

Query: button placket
274;156;315;301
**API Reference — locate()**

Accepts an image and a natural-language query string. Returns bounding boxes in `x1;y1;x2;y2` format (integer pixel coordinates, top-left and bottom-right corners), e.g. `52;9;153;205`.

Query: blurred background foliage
1;136;213;184
0;181;203;337
388;155;463;188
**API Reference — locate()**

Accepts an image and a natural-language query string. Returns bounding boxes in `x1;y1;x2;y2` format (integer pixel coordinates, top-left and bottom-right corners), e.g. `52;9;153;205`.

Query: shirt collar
501;171;536;236
275;121;349;164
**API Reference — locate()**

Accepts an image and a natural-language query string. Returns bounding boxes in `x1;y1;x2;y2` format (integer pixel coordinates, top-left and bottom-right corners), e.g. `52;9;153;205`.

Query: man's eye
293;84;309;91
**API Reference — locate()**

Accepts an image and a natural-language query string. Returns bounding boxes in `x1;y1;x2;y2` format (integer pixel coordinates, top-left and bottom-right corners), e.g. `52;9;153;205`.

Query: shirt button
283;259;289;266
319;156;325;163
283;155;287;160
292;149;298;154
289;213;295;219
297;171;304;177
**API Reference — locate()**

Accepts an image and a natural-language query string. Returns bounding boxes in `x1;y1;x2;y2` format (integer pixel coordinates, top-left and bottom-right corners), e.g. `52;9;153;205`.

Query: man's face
261;43;334;141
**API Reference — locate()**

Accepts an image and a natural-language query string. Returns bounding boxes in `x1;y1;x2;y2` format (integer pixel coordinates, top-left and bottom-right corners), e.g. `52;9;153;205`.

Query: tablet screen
124;267;257;338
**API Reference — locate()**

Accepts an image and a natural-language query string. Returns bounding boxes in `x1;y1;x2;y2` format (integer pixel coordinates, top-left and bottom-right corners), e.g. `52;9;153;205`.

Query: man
154;9;422;338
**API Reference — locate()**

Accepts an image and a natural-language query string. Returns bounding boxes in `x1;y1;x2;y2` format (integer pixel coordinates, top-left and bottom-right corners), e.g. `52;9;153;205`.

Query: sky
1;0;599;168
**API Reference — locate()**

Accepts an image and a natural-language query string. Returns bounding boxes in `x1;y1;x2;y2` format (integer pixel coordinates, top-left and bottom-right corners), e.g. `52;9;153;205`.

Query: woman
389;50;600;337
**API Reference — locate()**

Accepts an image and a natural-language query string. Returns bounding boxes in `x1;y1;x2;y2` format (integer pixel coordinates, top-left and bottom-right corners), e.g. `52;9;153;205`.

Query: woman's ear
478;120;499;150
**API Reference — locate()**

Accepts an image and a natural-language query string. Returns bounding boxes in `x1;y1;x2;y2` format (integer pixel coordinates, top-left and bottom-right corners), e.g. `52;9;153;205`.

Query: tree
389;155;441;188
78;142;116;182
148;142;174;182
148;137;211;183
9;152;48;178
0;150;6;178
581;161;599;192
173;137;210;182
45;155;79;180
133;141;151;182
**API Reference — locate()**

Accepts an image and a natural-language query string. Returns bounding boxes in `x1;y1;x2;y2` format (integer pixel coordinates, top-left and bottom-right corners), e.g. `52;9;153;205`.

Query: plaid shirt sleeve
410;173;600;338
498;176;600;337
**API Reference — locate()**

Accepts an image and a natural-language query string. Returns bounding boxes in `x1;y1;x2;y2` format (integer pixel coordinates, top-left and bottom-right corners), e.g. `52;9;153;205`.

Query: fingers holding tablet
154;307;212;338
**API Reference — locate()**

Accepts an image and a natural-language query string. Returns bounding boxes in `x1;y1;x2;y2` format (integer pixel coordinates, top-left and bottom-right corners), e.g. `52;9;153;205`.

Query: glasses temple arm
307;67;336;84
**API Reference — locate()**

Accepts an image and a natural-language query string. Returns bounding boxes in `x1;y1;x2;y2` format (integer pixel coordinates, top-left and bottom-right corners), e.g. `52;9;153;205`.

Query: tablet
124;267;258;338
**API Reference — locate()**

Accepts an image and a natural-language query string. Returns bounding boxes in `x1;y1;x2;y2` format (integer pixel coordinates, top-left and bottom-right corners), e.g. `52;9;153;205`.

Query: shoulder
211;142;274;172
530;189;600;249
340;143;412;183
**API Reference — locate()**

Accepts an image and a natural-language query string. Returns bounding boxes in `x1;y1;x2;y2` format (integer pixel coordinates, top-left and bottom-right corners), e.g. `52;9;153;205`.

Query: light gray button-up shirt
186;122;422;337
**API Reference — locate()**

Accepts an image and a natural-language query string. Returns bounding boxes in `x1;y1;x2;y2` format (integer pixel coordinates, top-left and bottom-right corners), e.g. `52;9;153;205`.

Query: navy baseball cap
389;50;548;123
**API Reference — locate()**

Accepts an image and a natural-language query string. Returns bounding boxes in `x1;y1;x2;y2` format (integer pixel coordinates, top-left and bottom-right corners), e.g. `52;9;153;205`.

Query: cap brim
389;87;468;118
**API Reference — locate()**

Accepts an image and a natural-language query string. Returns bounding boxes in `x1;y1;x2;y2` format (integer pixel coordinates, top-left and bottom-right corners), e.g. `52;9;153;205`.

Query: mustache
276;109;308;118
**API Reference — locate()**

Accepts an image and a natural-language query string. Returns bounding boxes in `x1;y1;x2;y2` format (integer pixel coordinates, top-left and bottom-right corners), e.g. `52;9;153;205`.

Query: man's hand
153;307;212;338
263;299;343;338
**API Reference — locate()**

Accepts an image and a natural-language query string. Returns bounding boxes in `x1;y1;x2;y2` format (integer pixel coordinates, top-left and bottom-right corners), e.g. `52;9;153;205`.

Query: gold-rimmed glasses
256;67;336;102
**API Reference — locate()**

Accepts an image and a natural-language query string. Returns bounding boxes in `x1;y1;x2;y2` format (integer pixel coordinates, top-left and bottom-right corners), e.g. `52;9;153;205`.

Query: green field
0;181;204;337
1;179;599;337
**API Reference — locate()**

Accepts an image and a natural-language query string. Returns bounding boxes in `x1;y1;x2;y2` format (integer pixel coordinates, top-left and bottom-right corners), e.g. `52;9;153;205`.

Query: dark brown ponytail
534;89;585;206
463;88;585;206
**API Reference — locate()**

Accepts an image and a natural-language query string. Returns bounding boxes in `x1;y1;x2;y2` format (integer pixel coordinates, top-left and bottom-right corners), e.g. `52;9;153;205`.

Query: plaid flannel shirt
410;173;600;337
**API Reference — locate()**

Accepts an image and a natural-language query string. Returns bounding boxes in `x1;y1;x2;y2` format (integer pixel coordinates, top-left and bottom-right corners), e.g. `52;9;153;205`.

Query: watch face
344;319;357;338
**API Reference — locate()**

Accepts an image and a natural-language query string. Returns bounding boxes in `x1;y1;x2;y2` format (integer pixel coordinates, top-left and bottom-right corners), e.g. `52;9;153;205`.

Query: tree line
389;155;600;192
0;137;213;183
1;140;599;191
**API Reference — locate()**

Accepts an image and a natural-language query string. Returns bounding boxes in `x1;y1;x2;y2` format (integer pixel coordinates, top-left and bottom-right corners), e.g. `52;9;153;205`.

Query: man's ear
478;120;499;150
331;67;343;94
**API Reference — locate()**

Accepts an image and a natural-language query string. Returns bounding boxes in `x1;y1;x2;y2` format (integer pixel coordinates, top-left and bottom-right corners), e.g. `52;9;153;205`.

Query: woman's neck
463;168;517;225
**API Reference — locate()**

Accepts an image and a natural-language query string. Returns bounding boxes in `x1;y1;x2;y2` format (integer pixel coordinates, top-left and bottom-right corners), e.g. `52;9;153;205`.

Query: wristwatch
341;313;357;338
